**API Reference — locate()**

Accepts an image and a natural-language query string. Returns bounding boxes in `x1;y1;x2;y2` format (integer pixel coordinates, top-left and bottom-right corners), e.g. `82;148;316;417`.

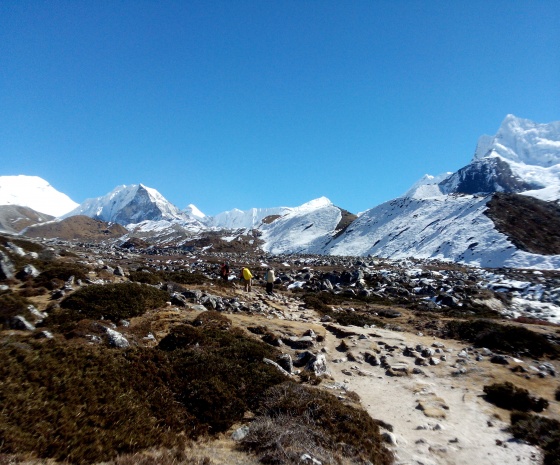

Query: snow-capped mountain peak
474;114;560;167
64;184;187;225
434;115;560;197
183;204;206;220
295;196;333;211
0;175;78;217
403;173;451;199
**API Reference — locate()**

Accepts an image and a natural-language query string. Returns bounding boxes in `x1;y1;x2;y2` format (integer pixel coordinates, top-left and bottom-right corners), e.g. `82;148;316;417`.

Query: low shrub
0;343;189;464
158;324;206;351
129;270;163;285
0;317;287;464
0;237;44;254
483;382;549;412
129;270;210;286
31;261;90;289
191;310;231;330
509;412;560;465
444;319;559;358
241;382;393;465
334;311;384;328
302;294;332;313
0;293;33;329
17;285;48;297
48;283;168;326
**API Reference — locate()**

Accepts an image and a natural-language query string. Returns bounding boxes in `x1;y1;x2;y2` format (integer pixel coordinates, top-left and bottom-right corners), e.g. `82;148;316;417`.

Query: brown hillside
485;192;560;255
24;215;128;241
0;205;54;234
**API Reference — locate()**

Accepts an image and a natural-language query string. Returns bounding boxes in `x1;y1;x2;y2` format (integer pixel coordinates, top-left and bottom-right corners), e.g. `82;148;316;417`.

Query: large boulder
0;251;15;280
16;264;41;280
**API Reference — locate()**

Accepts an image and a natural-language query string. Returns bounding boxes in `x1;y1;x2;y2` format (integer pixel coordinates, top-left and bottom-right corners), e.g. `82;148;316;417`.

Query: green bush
32;261;90;289
509;412;560;465
444;319;558;358
0;315;287;464
241;382;393;465
51;283;168;325
483;382;549;412
0;343;189;464
0;237;44;254
129;270;210;286
129;270;164;285
0;293;33;329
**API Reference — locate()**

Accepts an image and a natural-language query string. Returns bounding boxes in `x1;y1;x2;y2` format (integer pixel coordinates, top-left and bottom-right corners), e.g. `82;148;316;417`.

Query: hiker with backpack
240;266;253;292
220;262;230;281
264;267;275;295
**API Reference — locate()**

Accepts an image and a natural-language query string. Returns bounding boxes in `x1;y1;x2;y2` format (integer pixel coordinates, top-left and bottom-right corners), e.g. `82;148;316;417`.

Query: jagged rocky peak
439;115;560;196
65;184;188;225
474;114;560;167
438;156;542;195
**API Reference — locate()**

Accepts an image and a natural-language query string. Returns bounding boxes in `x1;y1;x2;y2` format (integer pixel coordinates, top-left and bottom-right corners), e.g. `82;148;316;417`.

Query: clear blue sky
1;1;559;215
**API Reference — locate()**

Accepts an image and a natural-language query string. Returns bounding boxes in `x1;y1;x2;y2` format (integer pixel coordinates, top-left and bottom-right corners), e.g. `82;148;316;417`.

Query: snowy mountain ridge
62;184;203;227
2;114;560;269
474;114;560;167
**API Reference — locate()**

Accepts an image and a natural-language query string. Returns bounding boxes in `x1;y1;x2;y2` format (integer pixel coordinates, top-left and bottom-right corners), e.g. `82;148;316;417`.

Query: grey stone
490;355;509;365
231;425;250;441
277;353;293;373
381;431;398;445
114;266;126;276
105;327;130;348
263;358;292;377
10;315;35;331
16;264;40;279
307;353;328;376
35;330;54;339
0;250;15;280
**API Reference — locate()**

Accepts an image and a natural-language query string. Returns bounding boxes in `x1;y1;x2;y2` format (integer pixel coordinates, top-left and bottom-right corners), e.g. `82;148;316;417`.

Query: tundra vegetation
1;232;560;464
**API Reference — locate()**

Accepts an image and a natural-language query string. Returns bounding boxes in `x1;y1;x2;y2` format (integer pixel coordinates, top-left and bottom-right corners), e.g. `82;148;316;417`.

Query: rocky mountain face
439;156;541;195
321;115;560;269
440;114;560;196
64;184;202;227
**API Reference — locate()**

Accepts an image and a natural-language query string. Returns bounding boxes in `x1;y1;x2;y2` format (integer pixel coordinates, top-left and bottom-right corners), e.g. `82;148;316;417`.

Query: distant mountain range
2;114;560;269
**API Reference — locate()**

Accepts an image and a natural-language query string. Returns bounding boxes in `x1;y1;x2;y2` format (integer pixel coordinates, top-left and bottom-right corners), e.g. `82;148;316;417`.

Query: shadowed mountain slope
485;193;560;255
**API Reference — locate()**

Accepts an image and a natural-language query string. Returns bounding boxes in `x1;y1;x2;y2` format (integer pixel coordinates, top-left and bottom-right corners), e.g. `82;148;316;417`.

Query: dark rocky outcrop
440;157;542;195
485;193;560;255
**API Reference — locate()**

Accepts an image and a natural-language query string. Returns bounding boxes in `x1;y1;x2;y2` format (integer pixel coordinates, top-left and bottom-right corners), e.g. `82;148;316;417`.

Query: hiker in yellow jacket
240;267;253;292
